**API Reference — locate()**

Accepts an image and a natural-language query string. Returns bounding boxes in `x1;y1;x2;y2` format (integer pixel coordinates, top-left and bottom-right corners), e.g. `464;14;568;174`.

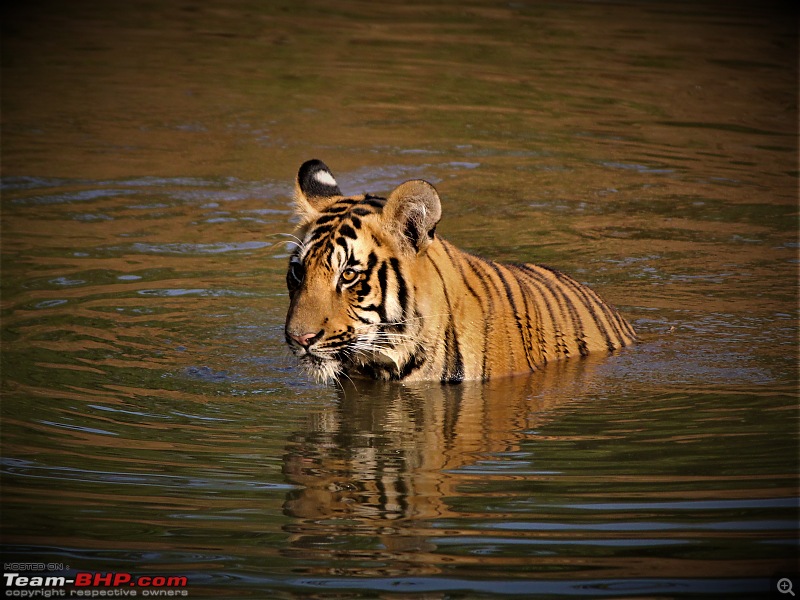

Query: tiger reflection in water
281;357;604;578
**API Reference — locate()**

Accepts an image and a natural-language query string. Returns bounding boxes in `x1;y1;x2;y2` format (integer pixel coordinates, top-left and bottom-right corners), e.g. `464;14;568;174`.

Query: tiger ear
382;180;442;255
294;159;342;221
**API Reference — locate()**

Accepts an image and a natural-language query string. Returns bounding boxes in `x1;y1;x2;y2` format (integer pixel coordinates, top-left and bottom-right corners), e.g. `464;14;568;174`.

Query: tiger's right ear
294;159;342;221
382;179;442;255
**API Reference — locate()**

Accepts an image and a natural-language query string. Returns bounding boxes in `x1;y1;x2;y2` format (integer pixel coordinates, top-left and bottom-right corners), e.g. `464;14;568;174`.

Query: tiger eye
341;268;358;283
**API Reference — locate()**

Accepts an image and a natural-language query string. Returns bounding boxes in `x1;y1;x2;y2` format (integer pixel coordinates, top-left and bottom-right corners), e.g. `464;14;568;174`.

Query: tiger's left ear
294;159;342;221
382;180;442;255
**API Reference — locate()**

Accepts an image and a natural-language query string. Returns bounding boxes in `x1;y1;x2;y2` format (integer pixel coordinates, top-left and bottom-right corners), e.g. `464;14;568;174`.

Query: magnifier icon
778;578;795;596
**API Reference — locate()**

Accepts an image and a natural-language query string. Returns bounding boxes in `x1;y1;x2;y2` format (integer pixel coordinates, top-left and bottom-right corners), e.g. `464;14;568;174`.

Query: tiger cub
284;159;635;384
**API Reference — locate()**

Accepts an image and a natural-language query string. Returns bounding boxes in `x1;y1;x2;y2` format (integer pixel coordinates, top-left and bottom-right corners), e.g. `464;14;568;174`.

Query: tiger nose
288;330;323;347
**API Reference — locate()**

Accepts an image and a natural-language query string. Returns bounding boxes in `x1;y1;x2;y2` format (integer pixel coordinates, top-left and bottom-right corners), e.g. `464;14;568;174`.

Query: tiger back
284;159;636;384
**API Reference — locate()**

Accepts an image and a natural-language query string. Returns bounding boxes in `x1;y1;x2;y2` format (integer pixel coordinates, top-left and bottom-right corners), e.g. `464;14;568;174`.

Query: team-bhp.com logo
4;570;189;597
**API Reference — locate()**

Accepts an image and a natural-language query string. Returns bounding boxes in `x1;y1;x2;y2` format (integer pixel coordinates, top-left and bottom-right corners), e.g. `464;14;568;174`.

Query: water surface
1;1;797;598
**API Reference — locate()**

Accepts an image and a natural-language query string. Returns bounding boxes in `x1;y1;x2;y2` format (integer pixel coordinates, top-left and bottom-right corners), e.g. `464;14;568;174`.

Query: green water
1;1;797;598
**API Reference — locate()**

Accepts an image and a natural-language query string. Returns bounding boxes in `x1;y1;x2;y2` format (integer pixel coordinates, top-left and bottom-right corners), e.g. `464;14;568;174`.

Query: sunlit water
2;1;797;598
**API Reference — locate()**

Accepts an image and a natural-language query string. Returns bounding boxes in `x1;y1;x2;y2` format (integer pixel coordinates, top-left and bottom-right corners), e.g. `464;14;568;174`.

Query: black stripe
323;199;358;214
535;265;617;352
321;239;334;263
486;261;536;372
313;214;337;225
338;224;358;240
442;318;465;384
517;264;578;356
354;251;377;300
351;207;377;217
428;254;464;383
539;266;626;349
532;266;584;355
356;260;387;323
376;261;389;322
365;250;378;272
398;335;427;379
308;224;333;241
621;312;637;339
461;252;504;377
513;264;567;360
335;236;349;253
355;281;371;302
532;267;587;355
507;264;549;364
441;244;489;378
507;267;543;364
586;285;635;342
359;196;387;209
389;257;407;329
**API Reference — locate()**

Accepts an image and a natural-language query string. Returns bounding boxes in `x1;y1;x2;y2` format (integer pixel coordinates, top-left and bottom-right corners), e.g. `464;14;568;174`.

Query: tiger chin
284;159;636;385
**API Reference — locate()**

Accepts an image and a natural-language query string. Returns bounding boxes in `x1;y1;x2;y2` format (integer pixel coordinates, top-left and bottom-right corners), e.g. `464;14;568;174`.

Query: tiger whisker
353;336;411;349
358;332;415;342
349;340;394;353
272;232;309;254
352;313;451;331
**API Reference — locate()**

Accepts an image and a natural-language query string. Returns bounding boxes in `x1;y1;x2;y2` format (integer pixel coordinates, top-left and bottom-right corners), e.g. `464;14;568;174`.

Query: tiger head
284;159;441;383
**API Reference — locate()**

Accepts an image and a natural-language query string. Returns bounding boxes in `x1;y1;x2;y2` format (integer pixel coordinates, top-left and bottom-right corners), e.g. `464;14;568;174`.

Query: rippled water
2;1;798;598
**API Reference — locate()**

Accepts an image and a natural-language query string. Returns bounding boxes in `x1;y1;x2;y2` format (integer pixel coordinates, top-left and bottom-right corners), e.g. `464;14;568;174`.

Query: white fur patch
313;170;338;188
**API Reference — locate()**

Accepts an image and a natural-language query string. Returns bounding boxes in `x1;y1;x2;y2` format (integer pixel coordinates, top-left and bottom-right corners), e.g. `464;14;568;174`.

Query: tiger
284;159;636;384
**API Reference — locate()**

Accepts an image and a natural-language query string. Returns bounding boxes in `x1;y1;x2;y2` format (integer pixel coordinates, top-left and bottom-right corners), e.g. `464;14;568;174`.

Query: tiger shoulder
284;159;636;384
